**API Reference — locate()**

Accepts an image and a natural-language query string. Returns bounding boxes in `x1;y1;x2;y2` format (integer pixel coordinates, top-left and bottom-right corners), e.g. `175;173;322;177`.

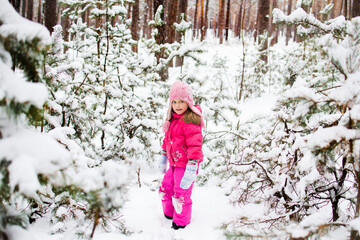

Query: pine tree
0;1;73;238
223;8;360;239
43;0;162;236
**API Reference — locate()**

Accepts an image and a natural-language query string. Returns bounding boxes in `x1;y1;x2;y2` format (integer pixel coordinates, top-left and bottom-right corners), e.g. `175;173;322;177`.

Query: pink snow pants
159;166;196;226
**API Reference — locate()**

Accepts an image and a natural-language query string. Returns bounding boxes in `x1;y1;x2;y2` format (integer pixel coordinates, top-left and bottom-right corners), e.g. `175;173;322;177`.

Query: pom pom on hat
163;81;204;132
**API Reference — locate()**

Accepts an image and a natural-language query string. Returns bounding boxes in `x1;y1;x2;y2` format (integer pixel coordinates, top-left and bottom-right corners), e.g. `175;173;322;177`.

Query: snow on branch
0;129;71;198
273;8;348;39
0;0;50;44
0;62;48;107
304;125;359;149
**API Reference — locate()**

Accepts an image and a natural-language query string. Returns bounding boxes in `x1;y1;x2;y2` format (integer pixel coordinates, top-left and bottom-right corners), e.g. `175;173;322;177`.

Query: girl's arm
183;124;203;161
162;137;167;155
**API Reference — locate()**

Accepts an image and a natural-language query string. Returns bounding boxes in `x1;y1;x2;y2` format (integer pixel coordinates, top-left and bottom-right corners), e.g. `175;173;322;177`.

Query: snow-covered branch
273;8;348;39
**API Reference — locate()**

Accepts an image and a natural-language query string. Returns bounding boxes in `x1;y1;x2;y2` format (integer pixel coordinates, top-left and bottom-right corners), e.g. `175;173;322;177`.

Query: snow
119;171;240;240
0;0;50;44
0;62;48;108
2;2;360;239
238;93;277;123
0;130;71;198
309;126;358;148
273;7;347;35
5;226;36;240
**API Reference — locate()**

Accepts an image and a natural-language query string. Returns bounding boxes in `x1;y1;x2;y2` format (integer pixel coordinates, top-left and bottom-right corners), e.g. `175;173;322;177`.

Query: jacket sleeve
183;123;203;161
162;137;167;155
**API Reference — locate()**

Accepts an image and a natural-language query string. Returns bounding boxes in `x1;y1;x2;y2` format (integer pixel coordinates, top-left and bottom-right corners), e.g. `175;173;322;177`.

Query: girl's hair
182;108;201;125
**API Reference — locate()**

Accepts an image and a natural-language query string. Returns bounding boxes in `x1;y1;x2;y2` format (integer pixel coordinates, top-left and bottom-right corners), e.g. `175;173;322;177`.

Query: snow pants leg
159;166;195;226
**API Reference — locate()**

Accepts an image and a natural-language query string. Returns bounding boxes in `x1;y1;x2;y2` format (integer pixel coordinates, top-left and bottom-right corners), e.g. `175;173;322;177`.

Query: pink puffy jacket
162;105;203;168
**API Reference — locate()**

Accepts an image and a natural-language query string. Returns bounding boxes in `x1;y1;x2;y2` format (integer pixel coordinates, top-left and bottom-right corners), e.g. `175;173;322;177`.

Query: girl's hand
159;155;168;173
180;160;198;189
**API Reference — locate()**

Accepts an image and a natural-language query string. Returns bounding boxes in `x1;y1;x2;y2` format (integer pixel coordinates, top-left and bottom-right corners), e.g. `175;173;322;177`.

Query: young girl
159;81;204;230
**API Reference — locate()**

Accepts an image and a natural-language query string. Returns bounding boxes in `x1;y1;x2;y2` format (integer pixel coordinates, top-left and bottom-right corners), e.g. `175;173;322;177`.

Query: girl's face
172;99;188;115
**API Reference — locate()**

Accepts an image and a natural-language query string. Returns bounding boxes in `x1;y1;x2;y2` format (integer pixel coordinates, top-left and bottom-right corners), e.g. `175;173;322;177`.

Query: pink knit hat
163;81;205;133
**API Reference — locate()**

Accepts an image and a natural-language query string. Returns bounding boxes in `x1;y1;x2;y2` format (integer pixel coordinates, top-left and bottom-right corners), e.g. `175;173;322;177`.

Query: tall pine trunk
142;0;151;39
166;0;178;67
350;118;360;240
218;0;225;44
200;0;205;41
167;0;178;44
154;0;166;61
343;0;349;19
286;0;293;45
37;0;42;23
178;0;188;21
225;0;230;41
193;0;199;39
255;0;269;42
234;1;243;38
176;0;188;67
44;0;57;33
131;0;139;52
27;0;33;20
22;0;27;17
270;0;278;46
256;0;270;62
154;0;168;81
245;1;252;31
353;0;360;17
331;0;340;18
9;0;21;12
204;0;209;38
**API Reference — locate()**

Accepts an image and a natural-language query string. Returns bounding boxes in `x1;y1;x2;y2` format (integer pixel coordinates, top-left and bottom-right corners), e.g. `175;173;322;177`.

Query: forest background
1;0;360;239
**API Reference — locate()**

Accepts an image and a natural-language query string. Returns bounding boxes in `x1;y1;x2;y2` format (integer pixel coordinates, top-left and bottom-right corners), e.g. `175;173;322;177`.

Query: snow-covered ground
3;1;360;238
35;40;277;239
118;172;240;240
26;91;276;240
93;92;276;240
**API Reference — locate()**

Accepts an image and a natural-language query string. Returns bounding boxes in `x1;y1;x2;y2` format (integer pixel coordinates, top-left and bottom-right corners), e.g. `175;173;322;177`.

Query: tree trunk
37;0;42;23
175;0;188;67
245;1;253;31
143;0;149;38
255;0;270;43
200;0;205;41
270;0;278;46
331;0;339;18
154;0;168;81
164;0;169;18
285;0;293;45
9;0;21;12
235;0;243;38
95;2;101;30
126;2;131;19
44;0;57;33
312;0;322;20
166;0;178;67
21;0;27;17
204;0;209;38
27;0;33;20
351;169;360;240
218;0;225;44
178;0;188;21
193;0;199;39
353;0;360;17
343;0;349;19
148;0;153;38
256;0;270;63
61;14;70;42
167;0;178;44
131;0;139;52
154;0;166;47
225;0;231;41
